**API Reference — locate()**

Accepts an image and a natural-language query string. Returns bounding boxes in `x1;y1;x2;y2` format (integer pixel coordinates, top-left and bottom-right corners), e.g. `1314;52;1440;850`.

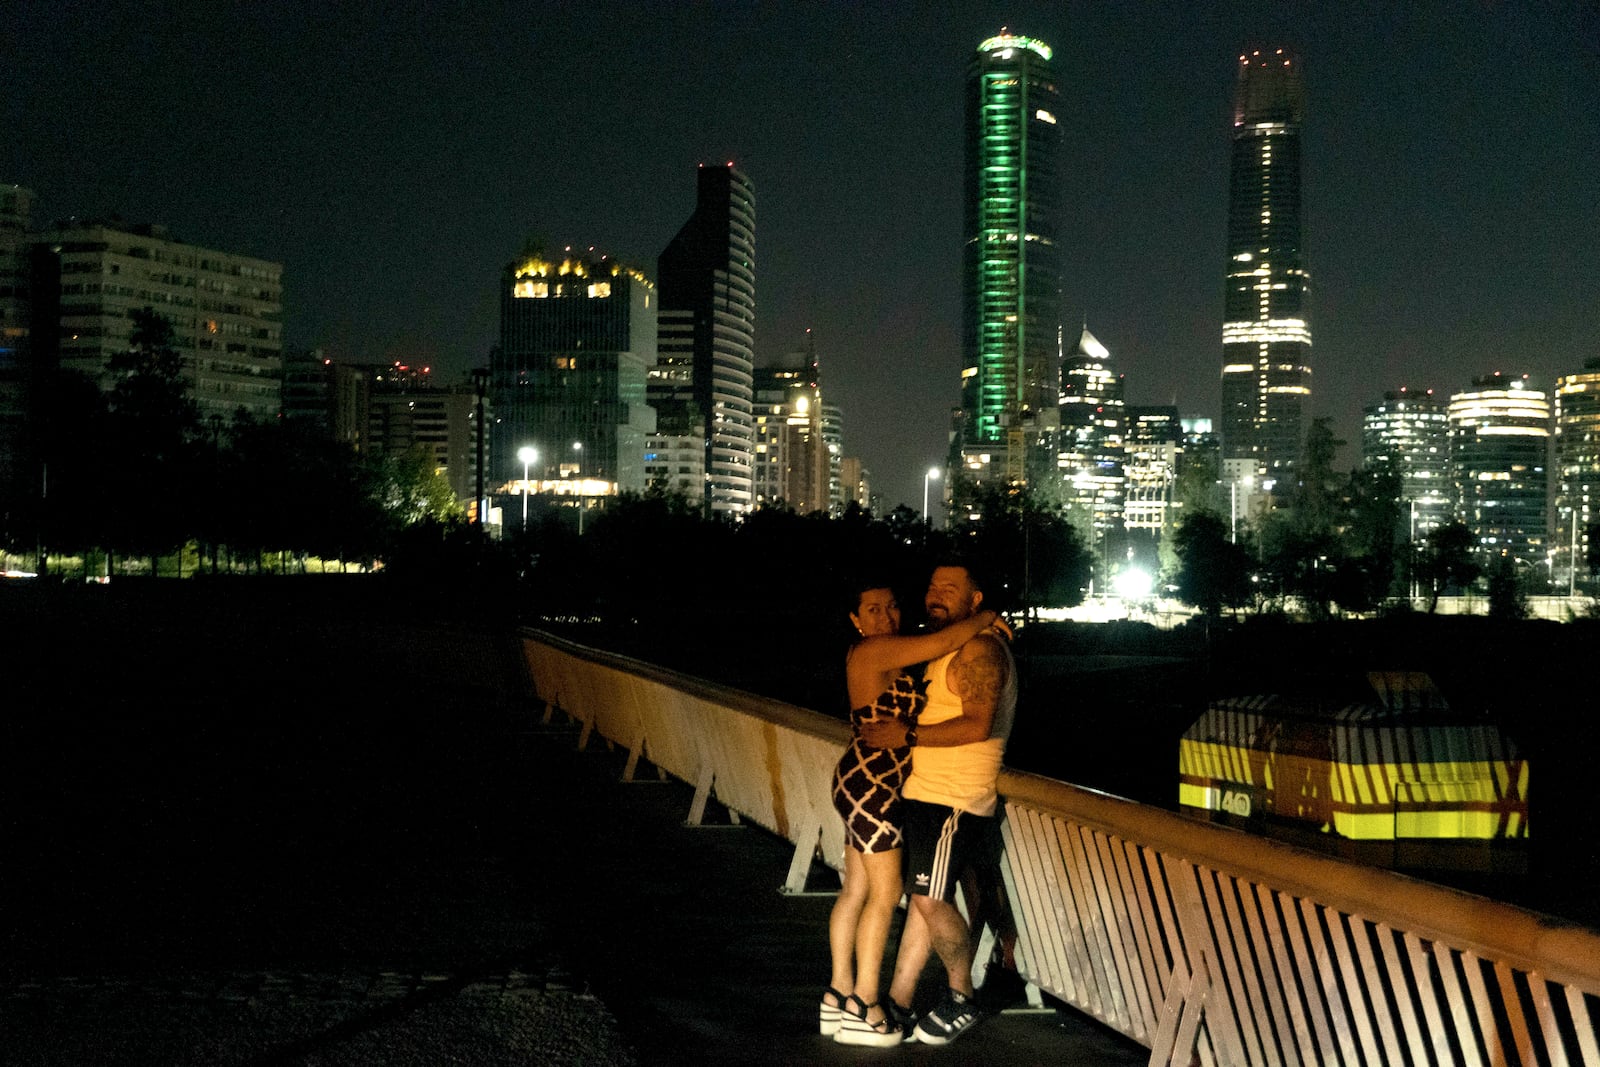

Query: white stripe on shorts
928;808;962;901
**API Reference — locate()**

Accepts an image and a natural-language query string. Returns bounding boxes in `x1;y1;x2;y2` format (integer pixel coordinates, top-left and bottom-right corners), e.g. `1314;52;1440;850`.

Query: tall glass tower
1448;373;1551;565
959;32;1062;488
1554;359;1600;591
1221;48;1311;478
656;164;757;518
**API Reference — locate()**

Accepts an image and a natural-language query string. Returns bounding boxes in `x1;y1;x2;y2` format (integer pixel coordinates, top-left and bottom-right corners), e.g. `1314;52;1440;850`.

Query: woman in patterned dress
822;583;1009;1046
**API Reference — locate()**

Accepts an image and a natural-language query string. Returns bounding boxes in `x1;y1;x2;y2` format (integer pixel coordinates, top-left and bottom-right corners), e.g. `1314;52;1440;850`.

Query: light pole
517;446;538;528
923;467;941;528
572;442;584;535
1409;499;1418;603
470;368;488;527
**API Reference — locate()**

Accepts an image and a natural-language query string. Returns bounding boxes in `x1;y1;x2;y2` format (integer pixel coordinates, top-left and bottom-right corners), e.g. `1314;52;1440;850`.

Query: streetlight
1409;499;1418;603
572;442;584;535
923;467;941;528
517;446;538;527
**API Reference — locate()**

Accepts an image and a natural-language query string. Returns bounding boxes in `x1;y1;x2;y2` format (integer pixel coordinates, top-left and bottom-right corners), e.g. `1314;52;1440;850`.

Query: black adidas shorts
902;798;994;903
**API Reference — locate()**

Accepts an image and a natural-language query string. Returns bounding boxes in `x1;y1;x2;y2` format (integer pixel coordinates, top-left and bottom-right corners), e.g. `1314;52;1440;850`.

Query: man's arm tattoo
955;638;1006;708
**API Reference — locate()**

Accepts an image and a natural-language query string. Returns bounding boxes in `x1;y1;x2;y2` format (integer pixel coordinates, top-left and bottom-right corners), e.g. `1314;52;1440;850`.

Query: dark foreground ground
0;578;1147;1065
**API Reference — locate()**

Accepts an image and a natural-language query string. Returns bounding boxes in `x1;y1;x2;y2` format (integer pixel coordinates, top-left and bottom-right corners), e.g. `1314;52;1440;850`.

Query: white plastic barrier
521;630;1600;1065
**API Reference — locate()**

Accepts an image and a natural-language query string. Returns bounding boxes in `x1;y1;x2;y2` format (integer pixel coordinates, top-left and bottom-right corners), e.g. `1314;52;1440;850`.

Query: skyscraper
490;248;657;507
752;358;829;515
655;164;756;518
1221;48;1311;477
1361;388;1452;537
1123;405;1183;539
1054;325;1124;530
1554;359;1600;592
1448;373;1550;564
958;32;1062;490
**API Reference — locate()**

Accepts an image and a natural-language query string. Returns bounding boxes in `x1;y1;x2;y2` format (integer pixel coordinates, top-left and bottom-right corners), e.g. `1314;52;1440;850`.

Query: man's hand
859;717;909;749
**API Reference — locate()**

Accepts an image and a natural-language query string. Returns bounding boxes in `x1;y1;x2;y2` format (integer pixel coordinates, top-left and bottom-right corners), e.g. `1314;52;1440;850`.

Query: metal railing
521;630;1600;1066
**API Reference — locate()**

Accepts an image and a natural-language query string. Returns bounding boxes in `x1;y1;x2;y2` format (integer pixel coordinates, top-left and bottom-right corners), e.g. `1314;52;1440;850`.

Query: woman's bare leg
828;846;867;995
850;847;903;1021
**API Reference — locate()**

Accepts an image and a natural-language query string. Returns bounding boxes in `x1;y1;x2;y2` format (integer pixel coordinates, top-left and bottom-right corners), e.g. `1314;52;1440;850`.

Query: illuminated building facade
1447;374;1550;563
656;164;756;518
1053;324;1124;530
1220;48;1312;475
368;364;483;506
959;32;1063;489
1361;389;1452;537
1123;405;1183;536
752;357;830;514
28;219;282;423
839;455;870;512
1554;358;1600;592
280;347;373;451
491;249;657;501
644;432;704;498
822;400;844;516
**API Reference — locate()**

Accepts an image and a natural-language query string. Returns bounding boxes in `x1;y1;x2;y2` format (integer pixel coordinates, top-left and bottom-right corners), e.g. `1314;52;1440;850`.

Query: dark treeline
3;309;462;576
1169;418;1600;621
507;484;1094;714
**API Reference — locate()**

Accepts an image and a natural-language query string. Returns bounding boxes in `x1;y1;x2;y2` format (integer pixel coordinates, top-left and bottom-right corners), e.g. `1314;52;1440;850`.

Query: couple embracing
821;560;1016;1049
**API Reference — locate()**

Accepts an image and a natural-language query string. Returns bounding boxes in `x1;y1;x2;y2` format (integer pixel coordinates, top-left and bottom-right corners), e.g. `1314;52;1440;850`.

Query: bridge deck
0;583;1146;1064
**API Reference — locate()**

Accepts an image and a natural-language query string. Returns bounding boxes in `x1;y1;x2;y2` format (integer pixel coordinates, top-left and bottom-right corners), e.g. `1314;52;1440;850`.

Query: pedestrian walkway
0;582;1148;1064
524;716;1150;1065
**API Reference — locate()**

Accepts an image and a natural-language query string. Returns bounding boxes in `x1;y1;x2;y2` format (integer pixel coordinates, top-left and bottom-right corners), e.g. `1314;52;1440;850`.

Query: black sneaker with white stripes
912;988;981;1046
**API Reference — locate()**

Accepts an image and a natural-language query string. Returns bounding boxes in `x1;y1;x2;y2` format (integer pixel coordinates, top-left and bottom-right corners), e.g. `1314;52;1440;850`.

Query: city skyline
7;2;1599;514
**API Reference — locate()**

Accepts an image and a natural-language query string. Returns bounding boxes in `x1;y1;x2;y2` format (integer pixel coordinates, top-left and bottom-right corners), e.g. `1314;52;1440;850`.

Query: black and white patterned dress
830;672;928;853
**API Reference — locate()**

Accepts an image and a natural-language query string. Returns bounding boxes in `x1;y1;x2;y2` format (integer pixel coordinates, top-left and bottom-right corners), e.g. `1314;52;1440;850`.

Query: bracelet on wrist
904;723;918;747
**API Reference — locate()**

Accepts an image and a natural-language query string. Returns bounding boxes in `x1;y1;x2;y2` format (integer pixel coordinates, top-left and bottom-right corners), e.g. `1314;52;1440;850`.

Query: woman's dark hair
847;576;896;615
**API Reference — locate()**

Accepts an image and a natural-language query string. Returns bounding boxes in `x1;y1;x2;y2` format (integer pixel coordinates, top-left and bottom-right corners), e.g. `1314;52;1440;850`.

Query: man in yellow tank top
859;561;1015;1046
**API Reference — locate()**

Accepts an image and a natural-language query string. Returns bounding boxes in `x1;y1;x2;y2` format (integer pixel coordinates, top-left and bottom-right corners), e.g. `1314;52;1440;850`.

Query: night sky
8;2;1600;515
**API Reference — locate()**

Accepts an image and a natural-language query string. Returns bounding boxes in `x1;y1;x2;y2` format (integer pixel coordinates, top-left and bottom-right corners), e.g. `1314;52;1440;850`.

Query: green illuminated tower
958;32;1063;489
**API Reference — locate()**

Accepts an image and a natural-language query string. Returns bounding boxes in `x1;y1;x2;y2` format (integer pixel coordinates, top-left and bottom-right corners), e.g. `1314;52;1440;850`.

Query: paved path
0;582;1149;1064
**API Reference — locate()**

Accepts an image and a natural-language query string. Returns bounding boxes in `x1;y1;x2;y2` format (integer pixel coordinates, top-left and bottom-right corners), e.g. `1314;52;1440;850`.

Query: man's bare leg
910;894;975;997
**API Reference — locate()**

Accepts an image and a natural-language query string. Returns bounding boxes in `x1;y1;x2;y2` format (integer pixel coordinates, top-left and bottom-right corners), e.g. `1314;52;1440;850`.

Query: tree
1415;522;1480;613
1172;449;1221;518
955;484;1090;615
21;368;109;572
374;445;464;528
1172;511;1253;619
1486;554;1528;621
1339;462;1405;612
103;308;200;573
1258;418;1346;618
